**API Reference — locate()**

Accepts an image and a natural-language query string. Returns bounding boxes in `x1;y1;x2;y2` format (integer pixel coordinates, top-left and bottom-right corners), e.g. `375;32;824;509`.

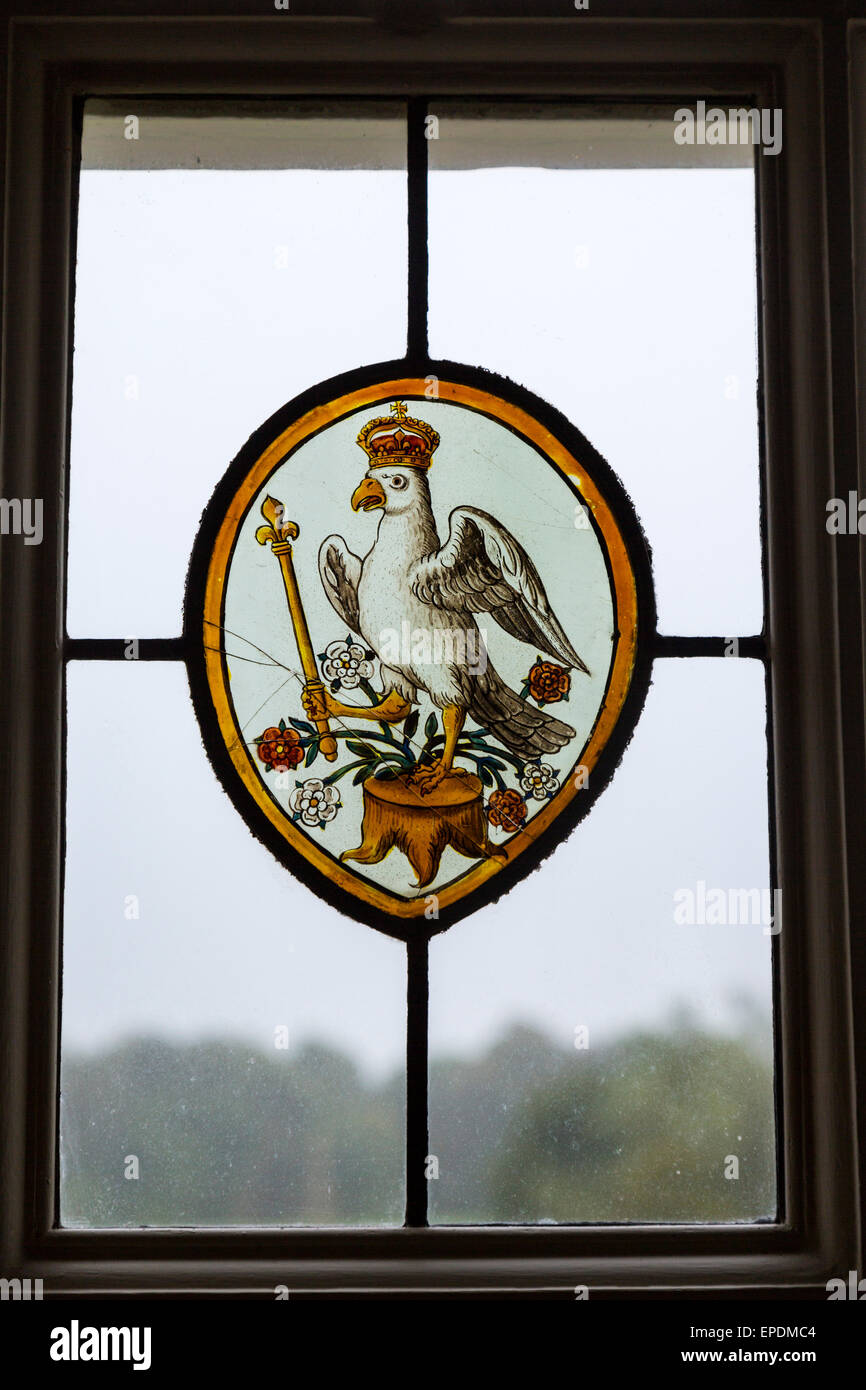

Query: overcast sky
62;108;771;1080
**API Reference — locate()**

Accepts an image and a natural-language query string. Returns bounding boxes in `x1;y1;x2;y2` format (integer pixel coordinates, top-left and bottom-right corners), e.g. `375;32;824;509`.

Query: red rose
257;725;303;772
486;788;528;833
528;660;570;705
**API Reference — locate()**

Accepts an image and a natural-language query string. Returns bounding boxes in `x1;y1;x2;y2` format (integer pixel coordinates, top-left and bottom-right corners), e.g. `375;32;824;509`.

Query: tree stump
341;772;504;889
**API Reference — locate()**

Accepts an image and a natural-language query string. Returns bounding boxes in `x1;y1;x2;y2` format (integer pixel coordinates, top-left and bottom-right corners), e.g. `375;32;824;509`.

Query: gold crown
357;400;440;470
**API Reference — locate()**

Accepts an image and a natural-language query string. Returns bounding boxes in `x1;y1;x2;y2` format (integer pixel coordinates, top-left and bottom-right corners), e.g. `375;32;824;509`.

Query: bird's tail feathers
467;665;575;758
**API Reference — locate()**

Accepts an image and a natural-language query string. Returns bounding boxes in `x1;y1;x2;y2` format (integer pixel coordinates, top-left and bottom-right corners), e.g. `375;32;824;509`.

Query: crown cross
390;400;408;420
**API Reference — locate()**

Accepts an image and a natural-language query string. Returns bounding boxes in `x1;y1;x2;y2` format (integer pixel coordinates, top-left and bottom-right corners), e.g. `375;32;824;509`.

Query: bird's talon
409;758;451;794
301;683;332;721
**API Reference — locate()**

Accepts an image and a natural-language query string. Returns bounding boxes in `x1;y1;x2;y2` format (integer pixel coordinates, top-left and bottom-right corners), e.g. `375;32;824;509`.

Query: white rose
290;778;340;826
322;639;374;689
520;762;560;800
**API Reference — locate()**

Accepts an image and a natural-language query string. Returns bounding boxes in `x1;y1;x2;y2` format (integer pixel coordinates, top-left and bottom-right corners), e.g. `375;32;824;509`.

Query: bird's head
351;467;426;517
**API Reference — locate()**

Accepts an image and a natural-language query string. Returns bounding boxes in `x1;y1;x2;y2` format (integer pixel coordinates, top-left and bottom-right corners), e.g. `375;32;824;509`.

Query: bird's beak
351;476;386;512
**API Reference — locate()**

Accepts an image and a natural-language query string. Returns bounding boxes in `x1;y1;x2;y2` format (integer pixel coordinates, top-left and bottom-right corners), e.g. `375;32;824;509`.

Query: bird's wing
412;507;590;673
318;534;362;632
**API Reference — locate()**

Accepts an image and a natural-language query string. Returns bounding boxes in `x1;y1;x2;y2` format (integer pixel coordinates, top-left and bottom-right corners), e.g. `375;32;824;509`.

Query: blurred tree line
60;1020;775;1228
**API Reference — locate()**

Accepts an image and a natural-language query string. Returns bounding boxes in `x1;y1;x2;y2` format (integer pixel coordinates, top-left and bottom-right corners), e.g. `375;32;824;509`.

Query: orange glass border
203;378;638;920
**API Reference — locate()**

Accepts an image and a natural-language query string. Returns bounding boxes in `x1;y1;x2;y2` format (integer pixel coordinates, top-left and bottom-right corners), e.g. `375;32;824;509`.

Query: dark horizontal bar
653;635;766;659
65;637;187;661
64;635;767;662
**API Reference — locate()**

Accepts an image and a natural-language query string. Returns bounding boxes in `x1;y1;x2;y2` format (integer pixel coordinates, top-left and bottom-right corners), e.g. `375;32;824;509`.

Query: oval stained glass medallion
186;369;653;936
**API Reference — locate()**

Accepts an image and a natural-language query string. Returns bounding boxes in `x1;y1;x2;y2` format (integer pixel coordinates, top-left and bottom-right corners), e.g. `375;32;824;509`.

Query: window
59;96;776;1235
0;6;861;1300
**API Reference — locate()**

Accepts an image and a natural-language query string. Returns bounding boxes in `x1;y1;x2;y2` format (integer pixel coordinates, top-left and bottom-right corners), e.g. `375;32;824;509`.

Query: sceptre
255;495;338;762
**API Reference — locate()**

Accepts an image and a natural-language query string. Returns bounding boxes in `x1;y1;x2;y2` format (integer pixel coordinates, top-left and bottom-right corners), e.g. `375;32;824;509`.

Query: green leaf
323;758;368;785
346;740;376;758
424;713;439;741
305;740;320;768
278;718;286;732
477;764;493;787
403;709;420;741
459;736;524;773
289;718;314;734
353;764;376;786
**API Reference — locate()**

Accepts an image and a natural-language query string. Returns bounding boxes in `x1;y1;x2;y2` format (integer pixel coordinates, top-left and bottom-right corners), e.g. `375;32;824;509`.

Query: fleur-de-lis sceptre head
255;495;299;550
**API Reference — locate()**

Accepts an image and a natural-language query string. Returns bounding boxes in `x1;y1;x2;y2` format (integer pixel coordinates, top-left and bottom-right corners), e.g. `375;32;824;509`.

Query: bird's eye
390;474;408;490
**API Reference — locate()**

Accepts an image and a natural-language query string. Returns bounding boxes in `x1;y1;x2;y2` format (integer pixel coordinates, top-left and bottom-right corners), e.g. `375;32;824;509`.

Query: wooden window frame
0;3;862;1298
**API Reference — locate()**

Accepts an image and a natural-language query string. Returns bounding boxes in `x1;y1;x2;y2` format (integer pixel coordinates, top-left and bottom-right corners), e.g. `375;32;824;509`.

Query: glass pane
428;658;775;1223
67;100;407;638
60;663;405;1226
428;104;762;636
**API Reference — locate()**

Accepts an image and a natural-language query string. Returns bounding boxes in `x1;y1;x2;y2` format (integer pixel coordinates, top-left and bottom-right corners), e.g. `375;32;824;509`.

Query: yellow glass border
203;378;638;920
